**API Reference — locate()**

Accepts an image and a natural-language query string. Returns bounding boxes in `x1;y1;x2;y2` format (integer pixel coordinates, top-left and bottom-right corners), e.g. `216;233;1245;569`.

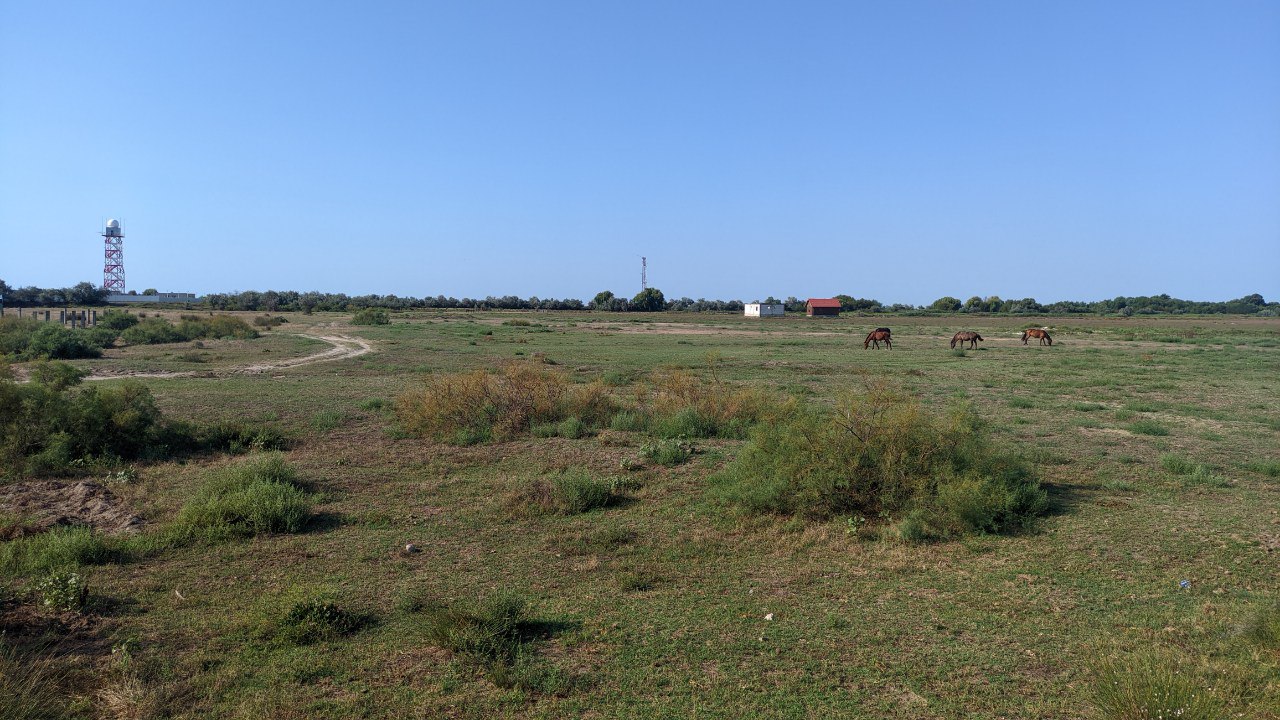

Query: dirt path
86;334;373;380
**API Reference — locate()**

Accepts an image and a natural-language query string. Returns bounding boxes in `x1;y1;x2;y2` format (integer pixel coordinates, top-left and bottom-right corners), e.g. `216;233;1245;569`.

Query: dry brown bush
398;362;614;442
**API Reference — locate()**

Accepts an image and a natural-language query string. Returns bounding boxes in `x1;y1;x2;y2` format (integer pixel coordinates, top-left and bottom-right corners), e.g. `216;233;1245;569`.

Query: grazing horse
951;331;983;349
864;330;892;349
1021;328;1052;346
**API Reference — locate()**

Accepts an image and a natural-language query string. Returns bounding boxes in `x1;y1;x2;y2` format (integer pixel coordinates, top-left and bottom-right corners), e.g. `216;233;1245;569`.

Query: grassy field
3;310;1278;719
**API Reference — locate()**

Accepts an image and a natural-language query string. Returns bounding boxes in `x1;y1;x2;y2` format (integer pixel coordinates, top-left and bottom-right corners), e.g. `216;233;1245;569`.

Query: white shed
744;303;785;318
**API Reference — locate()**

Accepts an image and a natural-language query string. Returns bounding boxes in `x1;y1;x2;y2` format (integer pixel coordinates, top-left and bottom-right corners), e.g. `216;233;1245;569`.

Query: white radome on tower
106;219;120;229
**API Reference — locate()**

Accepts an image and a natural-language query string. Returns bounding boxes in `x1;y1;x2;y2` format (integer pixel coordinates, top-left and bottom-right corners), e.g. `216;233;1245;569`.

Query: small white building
744;303;785;318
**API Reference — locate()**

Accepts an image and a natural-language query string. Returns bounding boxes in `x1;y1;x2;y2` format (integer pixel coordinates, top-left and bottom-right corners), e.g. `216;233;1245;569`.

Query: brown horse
864;330;892;349
1021;328;1052;346
951;331;983;349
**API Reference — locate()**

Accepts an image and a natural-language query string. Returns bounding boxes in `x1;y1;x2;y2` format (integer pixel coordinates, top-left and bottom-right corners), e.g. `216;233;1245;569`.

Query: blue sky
2;1;1277;304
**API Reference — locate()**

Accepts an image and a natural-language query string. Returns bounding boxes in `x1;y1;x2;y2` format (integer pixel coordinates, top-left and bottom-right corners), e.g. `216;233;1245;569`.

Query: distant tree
69;282;109;305
631;288;666;312
142;288;159;296
929;296;962;312
963;296;984;312
591;290;616;311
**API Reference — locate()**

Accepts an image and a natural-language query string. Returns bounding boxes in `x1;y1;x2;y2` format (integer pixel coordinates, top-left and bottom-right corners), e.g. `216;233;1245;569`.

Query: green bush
98;310;139;331
24;325;102;360
120;315;258;345
172;455;312;541
0;364;286;478
351;308;390;325
712;385;1047;537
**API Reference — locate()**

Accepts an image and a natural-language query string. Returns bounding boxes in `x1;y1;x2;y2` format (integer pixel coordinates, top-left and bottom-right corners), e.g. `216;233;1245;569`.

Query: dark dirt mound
0;480;145;536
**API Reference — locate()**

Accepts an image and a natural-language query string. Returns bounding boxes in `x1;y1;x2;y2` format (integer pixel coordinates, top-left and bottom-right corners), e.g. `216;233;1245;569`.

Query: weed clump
640;437;694;467
172;454;311;541
416;591;571;693
513;469;619;515
36;569;90;612
712;383;1047;538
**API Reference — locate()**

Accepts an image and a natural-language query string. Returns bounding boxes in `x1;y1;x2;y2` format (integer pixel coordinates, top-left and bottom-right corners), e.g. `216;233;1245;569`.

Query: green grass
1;311;1277;717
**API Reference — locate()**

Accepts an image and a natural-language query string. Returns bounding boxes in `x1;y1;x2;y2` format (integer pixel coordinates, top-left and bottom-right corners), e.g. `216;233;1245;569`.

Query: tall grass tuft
712;382;1047;537
0;641;68;720
0;526;114;577
512;469;619;515
171;454;311;542
1091;654;1223;720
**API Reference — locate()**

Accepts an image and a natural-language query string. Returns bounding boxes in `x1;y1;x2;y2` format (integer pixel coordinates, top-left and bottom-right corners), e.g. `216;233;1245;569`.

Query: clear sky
2;1;1277;304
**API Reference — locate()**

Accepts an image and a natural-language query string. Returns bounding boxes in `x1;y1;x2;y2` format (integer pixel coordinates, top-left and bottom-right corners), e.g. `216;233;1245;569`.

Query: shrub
277;599;366;645
120;318;187;345
24;325;102;360
640;437;694;467
98;310;139;331
172;455;311;541
712;384;1047;536
36;569;90;612
397;362;573;442
120;315;257;345
1091;654;1223;720
502;319;532;327
351;308;390;325
514;469;618;515
253;315;288;327
0;365;286;478
640;367;786;439
556;417;585;439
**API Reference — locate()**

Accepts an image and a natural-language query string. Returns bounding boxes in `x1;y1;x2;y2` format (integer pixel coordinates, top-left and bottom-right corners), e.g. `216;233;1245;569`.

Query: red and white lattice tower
102;219;125;293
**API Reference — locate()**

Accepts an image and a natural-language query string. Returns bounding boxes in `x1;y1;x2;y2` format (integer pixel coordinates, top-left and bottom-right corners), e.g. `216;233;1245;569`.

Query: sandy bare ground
0;480;145;536
86;334;373;380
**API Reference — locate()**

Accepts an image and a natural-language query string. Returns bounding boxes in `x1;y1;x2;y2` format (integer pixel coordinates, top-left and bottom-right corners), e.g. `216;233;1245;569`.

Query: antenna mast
641;256;647;291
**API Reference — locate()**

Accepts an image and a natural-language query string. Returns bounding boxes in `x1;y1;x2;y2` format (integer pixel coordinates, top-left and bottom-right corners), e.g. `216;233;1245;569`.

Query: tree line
1;279;1274;316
